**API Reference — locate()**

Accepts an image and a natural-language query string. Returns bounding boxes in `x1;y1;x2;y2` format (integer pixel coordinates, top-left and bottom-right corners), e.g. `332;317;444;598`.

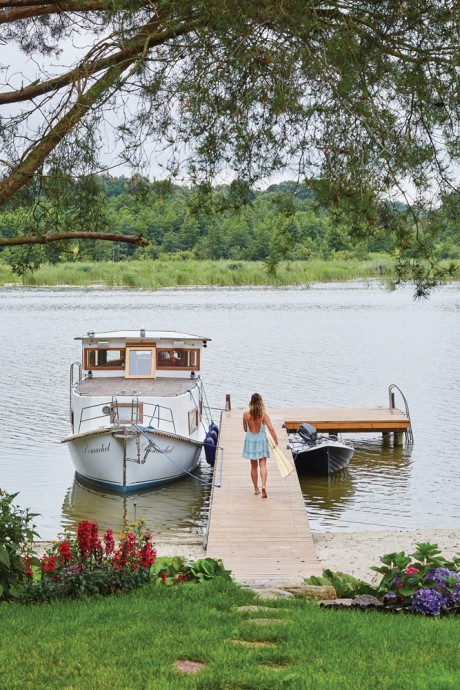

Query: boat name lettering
150;444;175;454
83;442;111;454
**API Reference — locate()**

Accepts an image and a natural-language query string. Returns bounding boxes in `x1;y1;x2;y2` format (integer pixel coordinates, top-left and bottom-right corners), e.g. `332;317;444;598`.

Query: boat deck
206;409;323;584
75;377;195;397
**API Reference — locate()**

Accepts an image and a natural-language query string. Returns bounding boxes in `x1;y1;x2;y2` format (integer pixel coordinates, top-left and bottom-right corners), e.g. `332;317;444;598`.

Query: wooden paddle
267;431;295;478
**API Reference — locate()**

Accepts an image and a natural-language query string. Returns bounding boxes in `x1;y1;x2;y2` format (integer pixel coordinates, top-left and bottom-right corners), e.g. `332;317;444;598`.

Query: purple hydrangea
383;592;397;602
444;582;460;608
425;568;460;587
412;588;446;616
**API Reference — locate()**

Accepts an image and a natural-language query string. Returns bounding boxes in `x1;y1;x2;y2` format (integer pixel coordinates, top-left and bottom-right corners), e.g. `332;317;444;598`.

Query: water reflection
61;468;212;544
302;437;414;530
300;468;356;513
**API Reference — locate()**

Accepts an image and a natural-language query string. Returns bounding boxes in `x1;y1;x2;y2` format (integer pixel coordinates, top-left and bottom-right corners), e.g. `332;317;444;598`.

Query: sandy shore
34;528;460;584
312;528;460;584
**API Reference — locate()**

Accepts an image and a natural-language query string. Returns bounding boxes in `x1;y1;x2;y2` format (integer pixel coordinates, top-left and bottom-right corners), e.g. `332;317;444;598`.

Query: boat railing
75;398;177;435
69;362;82;424
388;384;414;445
77;401;113;433
143;403;176;434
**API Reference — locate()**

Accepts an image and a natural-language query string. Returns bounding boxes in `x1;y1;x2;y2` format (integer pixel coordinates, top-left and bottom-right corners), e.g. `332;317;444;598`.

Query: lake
1;281;459;542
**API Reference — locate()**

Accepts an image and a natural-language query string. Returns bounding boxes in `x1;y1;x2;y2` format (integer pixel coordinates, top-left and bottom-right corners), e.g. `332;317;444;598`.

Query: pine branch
0;231;149;246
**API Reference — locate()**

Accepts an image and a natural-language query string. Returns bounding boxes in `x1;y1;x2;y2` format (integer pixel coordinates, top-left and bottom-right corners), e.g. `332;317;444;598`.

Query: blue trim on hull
74;471;196;494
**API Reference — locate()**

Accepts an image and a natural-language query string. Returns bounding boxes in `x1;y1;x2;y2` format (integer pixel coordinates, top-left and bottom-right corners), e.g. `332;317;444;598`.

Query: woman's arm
264;413;278;445
242;411;248;431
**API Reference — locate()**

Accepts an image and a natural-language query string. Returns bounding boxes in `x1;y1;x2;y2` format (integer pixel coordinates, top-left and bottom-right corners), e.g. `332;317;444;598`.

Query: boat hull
63;426;203;492
292;440;354;476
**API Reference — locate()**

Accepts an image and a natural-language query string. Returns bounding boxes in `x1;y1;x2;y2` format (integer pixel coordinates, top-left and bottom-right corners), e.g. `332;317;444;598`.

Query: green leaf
0;546;11;568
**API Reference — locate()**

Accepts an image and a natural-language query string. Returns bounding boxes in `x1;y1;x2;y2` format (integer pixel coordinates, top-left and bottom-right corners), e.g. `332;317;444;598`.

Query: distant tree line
1;176;458;277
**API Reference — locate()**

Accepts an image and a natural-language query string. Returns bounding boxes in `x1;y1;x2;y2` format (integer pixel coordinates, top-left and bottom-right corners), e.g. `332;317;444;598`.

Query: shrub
372;542;460;615
154;556;231;586
305;570;376;598
24;519;157;602
0;490;39;601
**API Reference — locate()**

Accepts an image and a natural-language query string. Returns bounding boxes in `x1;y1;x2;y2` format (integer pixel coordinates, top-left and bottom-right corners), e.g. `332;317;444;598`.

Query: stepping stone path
173;660;205;674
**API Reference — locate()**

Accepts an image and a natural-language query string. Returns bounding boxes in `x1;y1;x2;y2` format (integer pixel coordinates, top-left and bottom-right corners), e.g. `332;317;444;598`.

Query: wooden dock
205;404;411;584
205;409;323;584
280;406;411;435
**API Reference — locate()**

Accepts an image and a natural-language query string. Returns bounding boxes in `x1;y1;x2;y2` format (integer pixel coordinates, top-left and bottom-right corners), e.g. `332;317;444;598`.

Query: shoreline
34;528;460;584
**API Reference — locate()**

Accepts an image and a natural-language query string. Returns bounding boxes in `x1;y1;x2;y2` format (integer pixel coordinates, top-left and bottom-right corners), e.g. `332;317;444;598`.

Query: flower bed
23;519;157;602
307;542;460;616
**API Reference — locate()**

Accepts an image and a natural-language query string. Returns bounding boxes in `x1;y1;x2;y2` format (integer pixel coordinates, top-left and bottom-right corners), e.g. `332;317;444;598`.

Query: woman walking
242;393;278;498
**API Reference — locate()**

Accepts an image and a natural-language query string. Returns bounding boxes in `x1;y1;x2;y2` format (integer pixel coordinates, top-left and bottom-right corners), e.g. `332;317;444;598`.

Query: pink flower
405;566;420;575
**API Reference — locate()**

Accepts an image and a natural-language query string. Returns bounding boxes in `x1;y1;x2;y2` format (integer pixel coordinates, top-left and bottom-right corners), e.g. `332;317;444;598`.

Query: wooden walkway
205;409;323;584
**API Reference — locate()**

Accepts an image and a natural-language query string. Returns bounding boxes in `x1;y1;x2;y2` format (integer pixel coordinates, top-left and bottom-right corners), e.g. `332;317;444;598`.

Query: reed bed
0;256;396;289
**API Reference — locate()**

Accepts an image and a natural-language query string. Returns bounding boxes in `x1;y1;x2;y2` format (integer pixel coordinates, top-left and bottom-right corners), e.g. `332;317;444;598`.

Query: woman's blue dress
243;423;270;460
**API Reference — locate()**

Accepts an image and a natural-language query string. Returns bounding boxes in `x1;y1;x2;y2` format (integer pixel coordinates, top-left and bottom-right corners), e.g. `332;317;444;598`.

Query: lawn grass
2;577;460;689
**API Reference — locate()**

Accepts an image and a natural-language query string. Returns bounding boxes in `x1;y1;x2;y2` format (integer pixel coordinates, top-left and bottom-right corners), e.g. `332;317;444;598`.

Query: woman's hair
249;393;265;421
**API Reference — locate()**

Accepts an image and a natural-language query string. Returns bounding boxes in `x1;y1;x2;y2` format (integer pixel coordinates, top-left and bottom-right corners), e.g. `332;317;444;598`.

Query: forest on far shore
1;178;459;274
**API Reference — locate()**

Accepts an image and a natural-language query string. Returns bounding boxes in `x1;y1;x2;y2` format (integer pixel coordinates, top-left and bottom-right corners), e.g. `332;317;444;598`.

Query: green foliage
305;569;376;598
370;542;460;613
154;555;231;586
1;176;458;295
0;490;39;601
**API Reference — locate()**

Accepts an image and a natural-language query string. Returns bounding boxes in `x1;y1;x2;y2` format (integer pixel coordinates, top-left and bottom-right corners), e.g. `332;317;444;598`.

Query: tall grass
0;256;398;289
2;578;460;689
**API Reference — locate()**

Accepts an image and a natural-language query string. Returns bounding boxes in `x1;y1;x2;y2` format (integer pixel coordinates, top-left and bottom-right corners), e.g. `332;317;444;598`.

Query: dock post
394;432;404;446
225;394;231;411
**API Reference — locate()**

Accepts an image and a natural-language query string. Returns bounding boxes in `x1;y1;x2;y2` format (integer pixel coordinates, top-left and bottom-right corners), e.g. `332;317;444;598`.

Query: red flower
103;529;115;555
396;581;403;589
41;554;57;573
23;555;33;577
77;520;99;559
174;573;188;584
139;542;157;569
124;532;138;555
58;540;73;564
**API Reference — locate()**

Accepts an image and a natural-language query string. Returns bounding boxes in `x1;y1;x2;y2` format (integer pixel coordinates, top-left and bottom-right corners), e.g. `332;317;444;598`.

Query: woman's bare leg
250;460;259;493
259;458;267;496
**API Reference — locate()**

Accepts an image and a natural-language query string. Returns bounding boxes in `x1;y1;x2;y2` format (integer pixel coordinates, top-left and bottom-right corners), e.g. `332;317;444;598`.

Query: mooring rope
133;424;222;488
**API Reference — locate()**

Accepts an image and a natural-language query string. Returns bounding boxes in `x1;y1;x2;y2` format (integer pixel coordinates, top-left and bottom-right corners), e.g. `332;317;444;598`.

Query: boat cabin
77;330;210;380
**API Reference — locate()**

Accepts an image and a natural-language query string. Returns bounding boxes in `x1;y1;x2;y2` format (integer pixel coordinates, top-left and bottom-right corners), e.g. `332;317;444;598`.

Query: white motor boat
288;423;354;476
62;330;216;492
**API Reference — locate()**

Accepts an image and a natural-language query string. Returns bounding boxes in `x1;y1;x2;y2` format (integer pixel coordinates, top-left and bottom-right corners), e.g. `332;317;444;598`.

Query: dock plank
206;409;323;584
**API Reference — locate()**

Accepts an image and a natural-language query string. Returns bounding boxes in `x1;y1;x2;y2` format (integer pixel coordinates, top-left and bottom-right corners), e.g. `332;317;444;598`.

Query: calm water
1;282;459;541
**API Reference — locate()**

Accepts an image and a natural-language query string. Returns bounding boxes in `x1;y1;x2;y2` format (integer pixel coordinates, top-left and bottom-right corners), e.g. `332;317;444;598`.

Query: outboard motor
298;423;318;446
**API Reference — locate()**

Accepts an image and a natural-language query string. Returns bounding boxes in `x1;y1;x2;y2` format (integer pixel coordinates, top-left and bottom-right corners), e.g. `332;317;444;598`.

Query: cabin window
125;347;156;378
84;348;125;370
188;407;199;434
156;348;200;370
